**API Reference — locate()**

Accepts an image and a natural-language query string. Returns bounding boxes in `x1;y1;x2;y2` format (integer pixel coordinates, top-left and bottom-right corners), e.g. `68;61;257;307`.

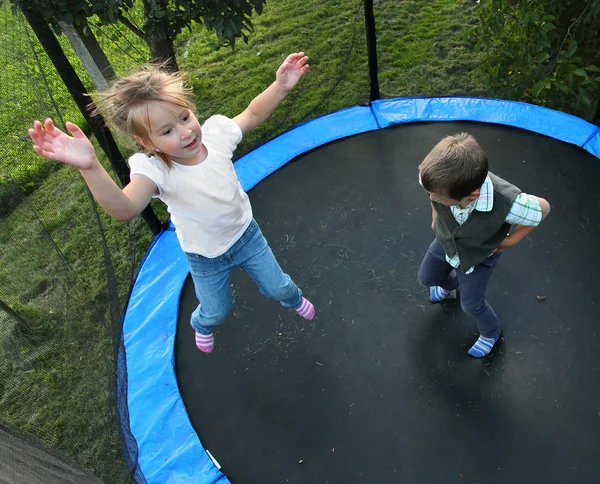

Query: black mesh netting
0;3;152;482
0;422;104;484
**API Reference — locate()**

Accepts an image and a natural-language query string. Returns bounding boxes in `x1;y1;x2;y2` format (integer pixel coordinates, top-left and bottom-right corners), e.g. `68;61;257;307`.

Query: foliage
10;0;267;66
143;0;267;49
11;0;133;31
467;0;600;118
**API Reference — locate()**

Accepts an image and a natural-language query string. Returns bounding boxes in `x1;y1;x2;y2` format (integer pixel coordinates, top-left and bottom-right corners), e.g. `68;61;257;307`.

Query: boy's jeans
184;219;302;335
418;238;502;339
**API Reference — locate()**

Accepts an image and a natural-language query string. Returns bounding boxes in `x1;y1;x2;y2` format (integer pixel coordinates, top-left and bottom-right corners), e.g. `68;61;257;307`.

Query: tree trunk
59;21;116;91
142;0;178;71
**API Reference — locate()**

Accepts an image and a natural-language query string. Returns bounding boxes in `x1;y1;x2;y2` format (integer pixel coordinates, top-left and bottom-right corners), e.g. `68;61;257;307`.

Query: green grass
0;140;152;482
179;0;371;154
0;2;86;211
376;0;483;97
0;0;484;481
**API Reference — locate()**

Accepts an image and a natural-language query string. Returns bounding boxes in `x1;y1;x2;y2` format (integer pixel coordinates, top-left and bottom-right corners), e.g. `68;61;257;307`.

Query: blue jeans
184;219;303;335
418;238;502;339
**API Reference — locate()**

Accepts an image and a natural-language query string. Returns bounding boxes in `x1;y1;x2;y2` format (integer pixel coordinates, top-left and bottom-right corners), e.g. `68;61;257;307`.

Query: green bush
467;0;600;119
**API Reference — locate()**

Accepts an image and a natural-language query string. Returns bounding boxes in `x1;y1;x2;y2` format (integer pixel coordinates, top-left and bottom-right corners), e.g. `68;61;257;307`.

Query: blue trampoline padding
583;131;600;158
234;104;378;191
123;224;229;484
371;97;600;158
122;96;600;483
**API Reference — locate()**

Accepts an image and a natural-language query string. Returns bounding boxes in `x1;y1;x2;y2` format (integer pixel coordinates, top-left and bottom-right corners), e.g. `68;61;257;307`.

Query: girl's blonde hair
91;64;195;167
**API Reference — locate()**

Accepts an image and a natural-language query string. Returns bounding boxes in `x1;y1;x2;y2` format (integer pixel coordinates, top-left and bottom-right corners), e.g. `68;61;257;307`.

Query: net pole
364;0;380;102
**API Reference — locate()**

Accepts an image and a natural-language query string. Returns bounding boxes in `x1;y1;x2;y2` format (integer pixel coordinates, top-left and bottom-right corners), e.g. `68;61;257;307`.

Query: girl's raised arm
29;118;157;221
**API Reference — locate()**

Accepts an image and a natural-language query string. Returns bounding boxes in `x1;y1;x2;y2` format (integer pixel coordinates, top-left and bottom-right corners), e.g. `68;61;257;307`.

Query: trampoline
121;98;600;483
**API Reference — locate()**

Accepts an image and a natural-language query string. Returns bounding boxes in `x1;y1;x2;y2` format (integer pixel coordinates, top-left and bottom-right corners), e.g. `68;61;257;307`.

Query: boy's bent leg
456;253;502;357
185;252;234;352
418;238;459;301
235;221;314;320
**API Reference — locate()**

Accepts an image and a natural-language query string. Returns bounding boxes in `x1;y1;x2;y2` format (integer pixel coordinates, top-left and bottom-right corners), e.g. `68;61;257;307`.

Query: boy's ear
469;188;481;200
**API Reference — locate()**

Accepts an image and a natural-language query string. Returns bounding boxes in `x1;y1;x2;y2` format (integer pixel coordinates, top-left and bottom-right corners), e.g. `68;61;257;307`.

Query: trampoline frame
119;96;600;483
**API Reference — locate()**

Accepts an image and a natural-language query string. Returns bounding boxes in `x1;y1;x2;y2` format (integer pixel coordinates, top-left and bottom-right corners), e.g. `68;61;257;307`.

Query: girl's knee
261;277;298;302
263;283;294;301
192;302;231;332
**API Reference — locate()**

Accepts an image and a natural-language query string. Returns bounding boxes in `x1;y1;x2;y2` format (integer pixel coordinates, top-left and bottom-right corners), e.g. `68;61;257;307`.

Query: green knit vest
432;172;521;271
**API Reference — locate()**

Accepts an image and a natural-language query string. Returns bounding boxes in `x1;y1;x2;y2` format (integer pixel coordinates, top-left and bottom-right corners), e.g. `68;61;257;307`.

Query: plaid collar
456;175;493;212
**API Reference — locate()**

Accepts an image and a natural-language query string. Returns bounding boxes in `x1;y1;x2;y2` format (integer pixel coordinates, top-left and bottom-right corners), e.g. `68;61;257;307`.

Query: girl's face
137;101;206;165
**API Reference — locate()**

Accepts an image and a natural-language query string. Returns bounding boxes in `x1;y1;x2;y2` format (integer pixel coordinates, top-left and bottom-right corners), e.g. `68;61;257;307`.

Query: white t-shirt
129;115;252;257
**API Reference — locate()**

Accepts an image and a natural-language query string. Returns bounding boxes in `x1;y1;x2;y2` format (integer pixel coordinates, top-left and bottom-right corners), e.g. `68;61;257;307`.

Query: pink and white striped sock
195;332;214;353
295;297;315;320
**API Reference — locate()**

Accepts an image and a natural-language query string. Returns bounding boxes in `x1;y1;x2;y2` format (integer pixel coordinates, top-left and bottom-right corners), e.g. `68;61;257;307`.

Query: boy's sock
429;286;457;303
295;296;315;320
195;332;214;353
468;334;499;358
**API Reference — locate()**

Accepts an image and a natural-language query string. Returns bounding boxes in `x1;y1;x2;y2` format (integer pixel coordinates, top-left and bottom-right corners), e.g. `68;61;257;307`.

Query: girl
29;52;315;353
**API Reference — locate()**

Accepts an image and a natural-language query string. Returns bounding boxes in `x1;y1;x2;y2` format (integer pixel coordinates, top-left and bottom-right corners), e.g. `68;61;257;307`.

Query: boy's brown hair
419;132;488;200
90;64;195;167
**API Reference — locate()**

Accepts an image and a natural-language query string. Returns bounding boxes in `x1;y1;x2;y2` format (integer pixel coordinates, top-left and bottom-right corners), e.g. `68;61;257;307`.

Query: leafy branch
467;0;600;118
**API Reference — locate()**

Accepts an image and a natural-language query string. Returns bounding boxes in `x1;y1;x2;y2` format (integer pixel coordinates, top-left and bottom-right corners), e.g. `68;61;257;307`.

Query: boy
417;133;551;358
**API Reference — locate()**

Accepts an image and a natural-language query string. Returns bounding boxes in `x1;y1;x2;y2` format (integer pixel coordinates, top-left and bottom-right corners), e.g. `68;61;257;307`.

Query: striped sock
429;286;457;303
468;335;499;358
195;332;214;353
295;297;315;320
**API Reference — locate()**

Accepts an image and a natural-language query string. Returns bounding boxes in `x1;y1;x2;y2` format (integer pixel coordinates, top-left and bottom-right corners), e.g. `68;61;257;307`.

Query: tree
467;0;600;119
14;0;267;72
136;0;268;71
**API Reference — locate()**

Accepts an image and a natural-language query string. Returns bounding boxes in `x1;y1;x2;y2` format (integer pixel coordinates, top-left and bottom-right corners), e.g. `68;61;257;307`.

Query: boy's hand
493;196;550;254
493;236;515;254
29;119;98;170
275;52;309;91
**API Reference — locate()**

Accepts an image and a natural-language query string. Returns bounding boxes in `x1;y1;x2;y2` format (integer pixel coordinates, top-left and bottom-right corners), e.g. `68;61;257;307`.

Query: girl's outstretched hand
29;119;98;170
275;52;309;91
